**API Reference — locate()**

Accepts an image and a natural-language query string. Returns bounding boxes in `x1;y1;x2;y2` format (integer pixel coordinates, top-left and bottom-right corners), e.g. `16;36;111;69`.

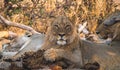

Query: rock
0;62;11;69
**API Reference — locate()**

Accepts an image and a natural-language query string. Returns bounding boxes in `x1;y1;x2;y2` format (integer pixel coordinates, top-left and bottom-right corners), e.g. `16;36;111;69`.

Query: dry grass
0;0;119;34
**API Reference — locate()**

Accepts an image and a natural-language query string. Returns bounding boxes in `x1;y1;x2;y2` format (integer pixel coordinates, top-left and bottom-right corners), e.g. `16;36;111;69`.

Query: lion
40;15;83;68
41;15;120;70
96;22;120;41
82;40;120;70
96;11;120;41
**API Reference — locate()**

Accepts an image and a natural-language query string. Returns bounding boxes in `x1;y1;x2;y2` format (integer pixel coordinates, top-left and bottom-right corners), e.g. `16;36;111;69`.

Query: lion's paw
44;48;58;62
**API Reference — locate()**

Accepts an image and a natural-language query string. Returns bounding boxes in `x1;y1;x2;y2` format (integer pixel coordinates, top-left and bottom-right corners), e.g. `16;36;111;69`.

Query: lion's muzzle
57;33;67;45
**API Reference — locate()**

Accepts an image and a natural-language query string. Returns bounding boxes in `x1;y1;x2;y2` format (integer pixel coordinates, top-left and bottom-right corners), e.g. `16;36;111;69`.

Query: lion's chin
57;40;66;45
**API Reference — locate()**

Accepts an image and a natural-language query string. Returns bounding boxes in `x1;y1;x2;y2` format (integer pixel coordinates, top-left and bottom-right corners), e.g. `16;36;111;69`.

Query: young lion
96;22;120;41
96;11;120;41
41;15;120;70
40;15;83;68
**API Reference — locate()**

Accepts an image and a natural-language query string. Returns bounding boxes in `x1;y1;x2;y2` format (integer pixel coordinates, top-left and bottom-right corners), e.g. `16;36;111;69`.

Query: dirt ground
3;50;76;70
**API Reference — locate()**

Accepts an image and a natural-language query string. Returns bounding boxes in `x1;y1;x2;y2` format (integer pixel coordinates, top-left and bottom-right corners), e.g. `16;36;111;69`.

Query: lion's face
96;23;112;39
47;16;76;46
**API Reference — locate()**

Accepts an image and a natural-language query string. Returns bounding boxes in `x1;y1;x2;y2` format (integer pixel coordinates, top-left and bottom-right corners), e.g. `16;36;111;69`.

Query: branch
78;21;89;34
0;15;40;34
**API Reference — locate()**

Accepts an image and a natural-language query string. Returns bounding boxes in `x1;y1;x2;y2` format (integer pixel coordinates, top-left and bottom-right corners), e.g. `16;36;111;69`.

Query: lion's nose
96;31;100;34
59;33;65;37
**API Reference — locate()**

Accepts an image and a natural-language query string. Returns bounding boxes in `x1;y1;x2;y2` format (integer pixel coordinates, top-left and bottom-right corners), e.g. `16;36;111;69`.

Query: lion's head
96;23;112;39
96;11;120;40
46;15;77;46
96;22;119;40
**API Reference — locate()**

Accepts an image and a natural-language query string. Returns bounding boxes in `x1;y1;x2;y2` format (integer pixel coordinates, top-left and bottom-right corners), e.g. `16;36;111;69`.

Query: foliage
0;0;119;34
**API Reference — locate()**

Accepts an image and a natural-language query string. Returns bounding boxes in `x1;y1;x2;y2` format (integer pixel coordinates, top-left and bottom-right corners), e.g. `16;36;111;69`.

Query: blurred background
0;0;120;35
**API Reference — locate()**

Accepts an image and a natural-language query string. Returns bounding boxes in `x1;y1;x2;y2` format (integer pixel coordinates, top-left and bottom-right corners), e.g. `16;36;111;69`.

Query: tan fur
12;34;45;59
41;15;120;70
96;22;120;41
41;15;83;67
82;40;120;70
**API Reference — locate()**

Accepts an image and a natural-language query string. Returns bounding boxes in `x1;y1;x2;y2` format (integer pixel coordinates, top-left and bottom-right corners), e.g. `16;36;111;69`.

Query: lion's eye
103;23;110;27
65;25;71;30
54;25;59;29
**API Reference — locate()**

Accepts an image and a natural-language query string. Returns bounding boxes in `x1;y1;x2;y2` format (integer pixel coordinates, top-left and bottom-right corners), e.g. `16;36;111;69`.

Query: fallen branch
78;21;89;34
0;15;40;34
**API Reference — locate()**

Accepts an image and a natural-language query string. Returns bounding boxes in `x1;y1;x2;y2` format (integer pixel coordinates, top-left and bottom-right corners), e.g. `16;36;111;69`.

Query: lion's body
12;34;45;58
41;16;83;67
40;15;120;70
82;40;120;70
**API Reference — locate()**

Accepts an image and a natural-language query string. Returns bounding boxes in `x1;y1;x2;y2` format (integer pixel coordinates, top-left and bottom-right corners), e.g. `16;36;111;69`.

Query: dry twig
0;15;40;34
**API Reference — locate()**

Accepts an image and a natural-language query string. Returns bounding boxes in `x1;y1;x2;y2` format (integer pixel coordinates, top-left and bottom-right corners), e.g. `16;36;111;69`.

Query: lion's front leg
44;48;64;62
44;48;83;68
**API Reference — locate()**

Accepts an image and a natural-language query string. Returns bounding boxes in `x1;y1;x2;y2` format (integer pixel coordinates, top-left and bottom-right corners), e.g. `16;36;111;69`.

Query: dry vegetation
0;0;120;70
0;0;120;34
